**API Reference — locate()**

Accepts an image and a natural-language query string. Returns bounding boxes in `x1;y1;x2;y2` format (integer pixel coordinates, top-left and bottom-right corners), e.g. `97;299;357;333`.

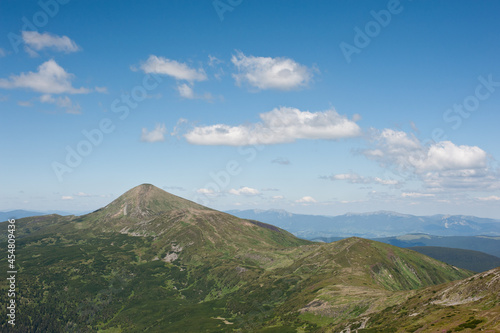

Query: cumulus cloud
141;123;167;142
185;107;361;146
140;55;207;82
228;187;260;196
0;60;90;94
363;128;497;191
363;129;487;173
61;196;73;200
40;94;81;114
412;141;487;173
231;51;313;90
22;31;80;55
295;196;317;203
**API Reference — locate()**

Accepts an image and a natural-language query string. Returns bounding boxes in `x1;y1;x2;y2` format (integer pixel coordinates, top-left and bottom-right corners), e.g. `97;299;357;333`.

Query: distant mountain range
0;210;86;222
374;234;500;258
227;209;500;238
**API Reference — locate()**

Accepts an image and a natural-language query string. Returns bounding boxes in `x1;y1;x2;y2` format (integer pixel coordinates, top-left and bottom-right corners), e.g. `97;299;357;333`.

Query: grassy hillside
0;184;480;332
331;267;500;332
409;246;500;272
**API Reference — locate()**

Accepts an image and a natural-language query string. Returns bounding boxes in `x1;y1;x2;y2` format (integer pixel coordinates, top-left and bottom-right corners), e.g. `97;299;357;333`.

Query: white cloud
40;94;81;114
0;60;90;94
163;186;186;192
324;172;399;186
0;48;6;57
231;51;313;90
196;188;220;197
185;107;361;146
329;173;368;183
22;31;80;54
171;118;188;137
95;86;108;93
477;195;500;201
228;187;260;196
208;55;223;67
24;46;39;57
412;141;487;173
140;55;207;82
61;196;73;200
272;195;284;200
73;192;109;198
339;199;367;204
364;129;487;174
176;83;213;100
177;83;195;99
272;157;290;165
401;192;435;198
380;128;421;150
141;123;166;143
373;177;399;185
296;196;317;203
363;129;497;192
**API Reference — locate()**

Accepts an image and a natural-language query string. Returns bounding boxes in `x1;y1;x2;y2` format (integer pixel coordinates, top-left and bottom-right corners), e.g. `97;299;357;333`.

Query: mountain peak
98;184;209;219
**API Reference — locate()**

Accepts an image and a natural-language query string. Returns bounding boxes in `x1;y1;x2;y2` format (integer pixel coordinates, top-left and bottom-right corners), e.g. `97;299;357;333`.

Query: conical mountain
78;183;308;249
96;183;210;218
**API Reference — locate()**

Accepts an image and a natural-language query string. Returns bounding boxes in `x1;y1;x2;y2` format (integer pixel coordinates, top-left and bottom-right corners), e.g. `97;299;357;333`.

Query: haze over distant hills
227;209;500;239
2;184;498;332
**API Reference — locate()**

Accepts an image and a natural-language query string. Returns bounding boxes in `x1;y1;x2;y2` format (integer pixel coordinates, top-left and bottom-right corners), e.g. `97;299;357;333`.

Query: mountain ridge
0;184;492;332
228;208;500;239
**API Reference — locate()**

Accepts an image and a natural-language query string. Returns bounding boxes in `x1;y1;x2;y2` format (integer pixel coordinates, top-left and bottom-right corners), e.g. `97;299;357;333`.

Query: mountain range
0;184;498;332
227;209;500;238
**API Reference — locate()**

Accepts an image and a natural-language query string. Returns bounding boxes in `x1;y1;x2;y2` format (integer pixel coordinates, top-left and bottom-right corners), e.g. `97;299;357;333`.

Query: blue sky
1;0;500;218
